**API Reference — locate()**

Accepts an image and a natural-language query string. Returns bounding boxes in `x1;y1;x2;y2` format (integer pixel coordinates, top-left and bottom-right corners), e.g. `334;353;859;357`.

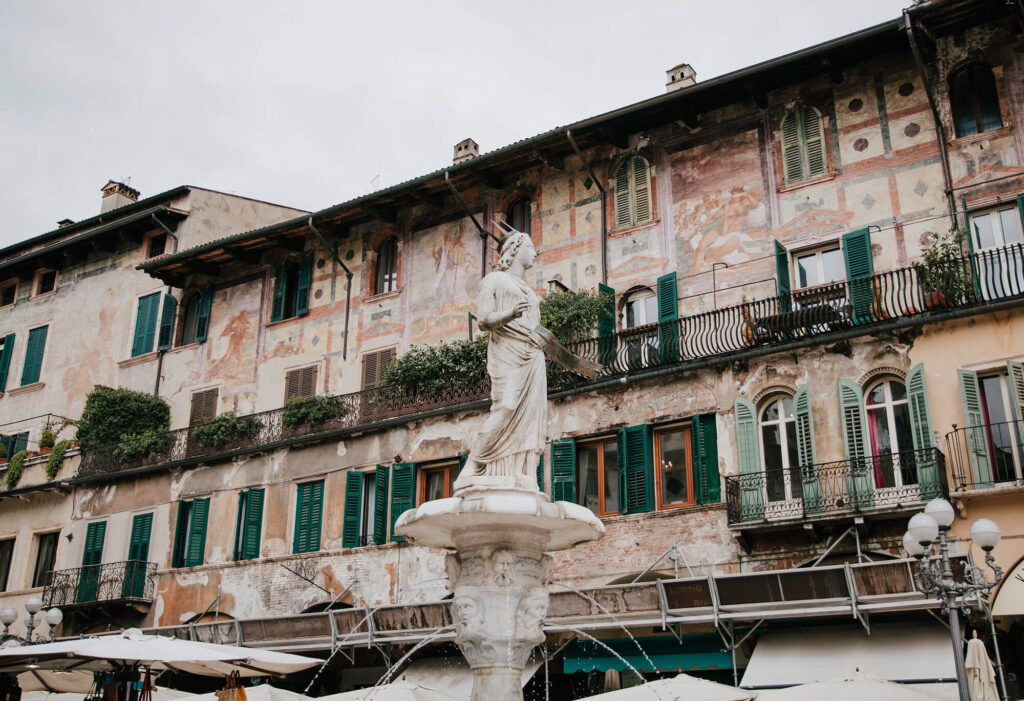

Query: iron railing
946;419;1024;491
78;380;491;478
724;447;947;526
42;560;157;607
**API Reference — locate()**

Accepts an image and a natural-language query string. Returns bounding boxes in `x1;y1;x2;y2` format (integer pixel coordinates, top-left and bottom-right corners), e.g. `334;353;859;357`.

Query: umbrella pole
981;601;1009;701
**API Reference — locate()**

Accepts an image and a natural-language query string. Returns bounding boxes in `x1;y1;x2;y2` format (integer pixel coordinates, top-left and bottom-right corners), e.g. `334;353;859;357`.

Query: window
285;365;319;401
621;288;659;369
795;246;845;289
178;285;212;346
233;488;264;561
361;347;397;389
0;280;15;308
171;498;209;567
0;539;14;591
343;467;390;547
759;396;803;503
780;105;827;185
293;480;324;554
271;253;313;322
950;65;1002;138
967;204;1024;300
420;462;459;503
360;473;377;546
374;237;399;295
132;293;161;357
21;325;48;386
32;531;59;588
189;388;219;427
960;366;1024;487
624;288;657;328
777;229;874;327
506;199;532;235
145;232;167;260
32;269;57;297
576;438;620;517
613;155;653;228
865;379;917;489
654;425;694;509
0;433;28;457
0;333;15;393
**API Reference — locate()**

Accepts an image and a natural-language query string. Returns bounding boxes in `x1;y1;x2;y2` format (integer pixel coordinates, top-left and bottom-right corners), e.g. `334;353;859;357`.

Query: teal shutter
241;488;264;560
906;364;941;500
12;432;27;454
793;386;821;514
342;471;363;548
692;414;720;504
838;379;874;509
374;465;390;545
296;253;313;316
775;240;792;313
78;521;106;603
958;369;993;487
271;264;288;322
390;463;416;542
551;439;577;503
597;283;617;365
293;480;324;553
1008;361;1024;422
842;228;874;325
186;497;209;566
537;453;545;493
734;398;765;521
20;326;48;385
131;294;160;357
0;333;14;392
617;425;653;514
124;513;152;598
172;501;190;567
157;294;177;351
656;273;680;363
194;284;214;343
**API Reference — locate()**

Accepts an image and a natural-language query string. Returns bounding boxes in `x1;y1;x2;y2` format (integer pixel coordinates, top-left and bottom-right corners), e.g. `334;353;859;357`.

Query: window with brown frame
189;388;219;427
576;437;620;517
361;348;396;390
654;424;695;509
285;365;319;400
374;237;399;295
0;280;16;308
145;232;167;259
33;269;57;297
420;461;459;504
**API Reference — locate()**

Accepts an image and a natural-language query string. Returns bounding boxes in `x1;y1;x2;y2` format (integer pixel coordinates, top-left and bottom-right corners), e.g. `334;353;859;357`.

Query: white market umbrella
965;638;999;701
316;682;461;701
755;674;939;701
21;686;194;701
189;686;311;701
584;673;757;701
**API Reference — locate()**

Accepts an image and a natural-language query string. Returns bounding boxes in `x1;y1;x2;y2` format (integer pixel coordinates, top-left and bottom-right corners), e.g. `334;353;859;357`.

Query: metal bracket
844;562;870;634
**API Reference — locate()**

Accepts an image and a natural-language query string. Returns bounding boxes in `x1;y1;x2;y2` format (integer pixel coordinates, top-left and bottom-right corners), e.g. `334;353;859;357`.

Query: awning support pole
811;526;855;567
982;590;1010;700
632;544;695;583
845;562;870;634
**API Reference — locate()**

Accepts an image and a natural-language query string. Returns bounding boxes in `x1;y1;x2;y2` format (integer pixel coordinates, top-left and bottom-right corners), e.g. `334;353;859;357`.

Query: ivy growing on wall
539;287;611;344
45;440;72;481
5;450;27;490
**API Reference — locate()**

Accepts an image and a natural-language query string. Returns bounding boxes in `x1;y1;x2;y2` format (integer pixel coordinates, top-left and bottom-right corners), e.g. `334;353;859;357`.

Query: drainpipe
904;9;957;226
307;216;353;360
151;213;179;397
565;129;608;285
445;171;501;279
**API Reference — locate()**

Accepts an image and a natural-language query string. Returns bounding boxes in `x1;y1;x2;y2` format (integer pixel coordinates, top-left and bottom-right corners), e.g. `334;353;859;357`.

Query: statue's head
496;231;535;272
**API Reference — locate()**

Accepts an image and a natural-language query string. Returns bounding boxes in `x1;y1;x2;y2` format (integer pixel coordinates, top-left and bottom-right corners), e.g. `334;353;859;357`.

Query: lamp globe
908;512;939;546
970;518;1001;551
903;531;925;558
24;596;42;614
924;498;955;529
0;607;17;626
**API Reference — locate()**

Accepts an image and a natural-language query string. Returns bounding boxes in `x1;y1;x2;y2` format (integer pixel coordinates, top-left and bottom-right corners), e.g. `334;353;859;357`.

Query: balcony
42;560;157;608
724;447;948;528
947;419;1024;492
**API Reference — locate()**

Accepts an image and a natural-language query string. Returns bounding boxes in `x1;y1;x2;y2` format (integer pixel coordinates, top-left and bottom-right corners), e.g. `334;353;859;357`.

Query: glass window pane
603;442;620;514
762;402;779;422
781;398;794;419
867;383;886;406
659;430;689;506
447;468;457;499
974;214;997;250
577;445;600;513
643;296;658;324
999;208;1023;245
785;422;803;500
889;381;906;402
892;403;913;455
821;248;845;283
425;472;445;502
361;478;376;543
762;425;785;501
868;406;893;455
797;254;816;288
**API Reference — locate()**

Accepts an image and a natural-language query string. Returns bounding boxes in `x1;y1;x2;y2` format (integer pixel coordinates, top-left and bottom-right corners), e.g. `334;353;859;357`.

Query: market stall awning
992;556;1024;617
562;634;734;674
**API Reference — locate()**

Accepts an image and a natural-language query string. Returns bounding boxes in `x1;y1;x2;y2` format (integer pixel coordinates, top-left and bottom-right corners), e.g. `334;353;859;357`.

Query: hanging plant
45;439;72;481
5;450;28;490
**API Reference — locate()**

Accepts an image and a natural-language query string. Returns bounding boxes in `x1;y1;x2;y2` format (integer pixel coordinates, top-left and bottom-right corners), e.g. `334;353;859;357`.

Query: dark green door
123;514;152;599
77;522;106;603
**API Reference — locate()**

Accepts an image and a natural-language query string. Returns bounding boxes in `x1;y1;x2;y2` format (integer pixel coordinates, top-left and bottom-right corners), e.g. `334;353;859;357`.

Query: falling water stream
363;626;455;700
565;627;669;701
550;582;658;671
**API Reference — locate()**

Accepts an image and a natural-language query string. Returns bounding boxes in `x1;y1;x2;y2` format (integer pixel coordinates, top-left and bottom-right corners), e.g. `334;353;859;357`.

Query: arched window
374;237;398;295
613;155;652;228
759;396;803;503
622;288;658;368
623;288;657;328
950;65;1002;138
864;378;916;488
506;199;531;235
780;105;827;184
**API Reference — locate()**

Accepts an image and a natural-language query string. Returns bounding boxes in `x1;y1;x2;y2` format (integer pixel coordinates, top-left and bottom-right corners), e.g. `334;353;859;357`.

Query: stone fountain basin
394;489;605;551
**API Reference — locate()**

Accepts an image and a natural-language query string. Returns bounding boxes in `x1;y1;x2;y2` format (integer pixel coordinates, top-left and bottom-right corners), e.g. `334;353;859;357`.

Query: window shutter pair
389;463;416;542
286;366;319;400
842;228;874;325
613;156;652;228
733;398;765;521
597;283;617;365
234;488;264;561
362;348;397;389
189;388;219;427
21;326;48;386
781;106;826;184
342;472;364;548
132;294;161;357
656;273;680;363
271;255;313;322
551;439;576;502
618;425;654;514
691;414;720;505
293;481;324;553
341;465;396;547
0;333;14;392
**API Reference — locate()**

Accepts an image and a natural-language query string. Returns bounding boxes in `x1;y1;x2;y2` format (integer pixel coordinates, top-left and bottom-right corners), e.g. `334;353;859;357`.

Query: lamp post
0;597;63;643
903;498;1004;701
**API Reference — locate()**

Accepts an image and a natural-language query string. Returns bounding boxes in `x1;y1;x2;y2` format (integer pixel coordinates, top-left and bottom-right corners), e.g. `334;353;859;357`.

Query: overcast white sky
0;1;906;248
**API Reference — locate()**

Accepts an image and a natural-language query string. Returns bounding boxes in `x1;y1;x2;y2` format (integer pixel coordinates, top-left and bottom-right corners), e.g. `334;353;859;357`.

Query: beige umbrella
315;682;461;701
189;686;311;701
755;674;940;700
21;686;194;701
582;672;757;700
965;638;999;701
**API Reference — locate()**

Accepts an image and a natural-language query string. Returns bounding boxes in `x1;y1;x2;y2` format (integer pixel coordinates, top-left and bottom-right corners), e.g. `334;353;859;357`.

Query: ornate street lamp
903;498;1004;701
0;597;62;643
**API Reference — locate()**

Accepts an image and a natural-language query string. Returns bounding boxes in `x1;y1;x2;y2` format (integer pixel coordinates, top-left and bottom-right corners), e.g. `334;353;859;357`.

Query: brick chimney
666;64;697;92
100;180;140;213
453;138;479;165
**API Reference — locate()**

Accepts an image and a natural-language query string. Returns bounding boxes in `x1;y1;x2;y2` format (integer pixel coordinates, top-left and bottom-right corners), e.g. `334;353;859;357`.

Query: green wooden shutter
374;464;389;545
838;379;874;509
691;414;720;504
342;471;363;548
233;491;245;560
157;294;177;351
241;488;264;560
614;160;633;228
617;425;653;514
793;386;821;514
186;498;209;566
1007;360;1024;422
78;521;106;603
551;439;577;503
271;264;288;322
295;253;313;316
125;513;152;598
781;109;803;184
390;463;416;543
132;294;160;357
632;156;652;224
734;398;765;521
537;453;545;493
961;197;983;300
597;283;617;365
20;326;48;385
172;501;190;567
775;240;792;313
0;333;14;392
842;228;874;325
194;284;214;343
293;483;311;553
906;364;941;500
958;369;993;487
657;273;680;363
309;481;324;551
801;106;826;178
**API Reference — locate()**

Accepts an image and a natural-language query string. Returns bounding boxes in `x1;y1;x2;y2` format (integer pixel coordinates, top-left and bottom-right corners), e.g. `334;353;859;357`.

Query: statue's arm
476;276;528;331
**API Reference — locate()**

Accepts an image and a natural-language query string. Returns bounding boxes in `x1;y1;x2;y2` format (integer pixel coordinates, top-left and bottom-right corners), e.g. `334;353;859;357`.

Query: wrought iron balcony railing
42;560;157;608
946;419;1024;491
724;447;947;526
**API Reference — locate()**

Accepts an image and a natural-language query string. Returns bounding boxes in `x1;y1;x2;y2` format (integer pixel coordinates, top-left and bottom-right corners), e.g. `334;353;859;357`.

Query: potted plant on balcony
191;412;261;451
282;394;346;433
914;227;973;309
38;428;56;455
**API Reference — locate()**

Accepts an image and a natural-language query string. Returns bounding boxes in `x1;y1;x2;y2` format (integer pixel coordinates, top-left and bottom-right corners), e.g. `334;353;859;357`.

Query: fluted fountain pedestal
395;488;604;701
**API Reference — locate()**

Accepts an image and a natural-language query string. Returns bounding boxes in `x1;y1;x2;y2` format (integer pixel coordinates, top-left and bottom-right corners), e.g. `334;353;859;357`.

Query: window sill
166;342;202;355
8;382;45;396
29;290;57;301
265;314;309;329
118;352;158;368
364;289;401;304
608;218;660;240
948;124;1013;148
777;172;836;193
